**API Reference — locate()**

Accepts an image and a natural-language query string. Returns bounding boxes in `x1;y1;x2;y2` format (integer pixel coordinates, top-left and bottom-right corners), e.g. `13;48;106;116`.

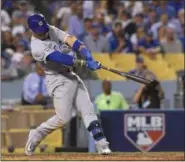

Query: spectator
79;17;93;41
95;80;129;111
120;11;136;38
144;9;157;32
1;56;18;81
107;21;133;53
156;1;176;19
22;63;50;105
158;25;168;43
1;0;184;82
83;0;95;18
130;26;145;51
11;0;33;32
148;1;159;11
116;2;125;20
14;32;30;50
2;31;16;51
179;26;185;52
170;9;184;38
84;18;93;34
11;12;28;37
84;23;109;52
168;0;184;14
56;2;75;30
17;51;35;77
137;32;161;58
142;2;151;19
95;1;112;25
11;42;25;66
133;74;164;109
12;0;33;21
1;9;11;28
2;0;16;16
151;13;169;40
67;2;84;40
94;12;109;36
161;27;183;53
123;1;143;17
133;13;145;28
129;55;155;78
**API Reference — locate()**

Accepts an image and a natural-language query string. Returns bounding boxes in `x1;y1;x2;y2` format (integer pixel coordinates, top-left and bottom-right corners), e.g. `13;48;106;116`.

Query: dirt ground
1;152;184;161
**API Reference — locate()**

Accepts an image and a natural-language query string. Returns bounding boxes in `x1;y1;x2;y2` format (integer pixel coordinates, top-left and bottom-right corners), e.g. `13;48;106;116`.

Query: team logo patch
38;21;43;26
124;113;165;152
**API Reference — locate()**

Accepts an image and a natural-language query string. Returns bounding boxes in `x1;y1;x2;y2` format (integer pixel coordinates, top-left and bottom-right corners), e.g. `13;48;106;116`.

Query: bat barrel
123;73;151;85
100;65;151;85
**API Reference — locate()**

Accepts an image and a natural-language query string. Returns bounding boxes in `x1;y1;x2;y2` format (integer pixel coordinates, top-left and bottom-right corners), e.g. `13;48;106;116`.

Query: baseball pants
33;73;98;142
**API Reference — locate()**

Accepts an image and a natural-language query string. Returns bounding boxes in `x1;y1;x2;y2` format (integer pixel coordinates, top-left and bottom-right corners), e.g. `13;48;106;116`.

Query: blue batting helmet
27;13;49;33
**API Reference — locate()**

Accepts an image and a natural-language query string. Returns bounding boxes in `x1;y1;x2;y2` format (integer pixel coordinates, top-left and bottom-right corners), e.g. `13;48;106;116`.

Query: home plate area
2;152;184;161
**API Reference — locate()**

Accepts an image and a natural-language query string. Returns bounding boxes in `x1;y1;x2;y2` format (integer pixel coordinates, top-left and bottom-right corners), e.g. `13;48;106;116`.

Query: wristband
72;39;83;52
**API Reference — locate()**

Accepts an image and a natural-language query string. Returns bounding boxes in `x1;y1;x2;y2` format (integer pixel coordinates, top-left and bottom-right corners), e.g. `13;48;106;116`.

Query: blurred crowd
1;0;185;81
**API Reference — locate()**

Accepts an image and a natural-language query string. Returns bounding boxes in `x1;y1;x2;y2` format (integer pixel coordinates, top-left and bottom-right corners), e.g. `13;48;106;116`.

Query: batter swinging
25;13;111;155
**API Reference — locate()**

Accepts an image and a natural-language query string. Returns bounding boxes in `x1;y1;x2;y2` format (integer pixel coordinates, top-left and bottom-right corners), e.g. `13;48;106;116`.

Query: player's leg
25;79;78;155
74;79;111;154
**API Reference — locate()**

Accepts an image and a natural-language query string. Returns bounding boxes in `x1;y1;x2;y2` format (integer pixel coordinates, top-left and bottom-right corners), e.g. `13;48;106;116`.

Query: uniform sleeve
51;26;69;43
31;40;55;63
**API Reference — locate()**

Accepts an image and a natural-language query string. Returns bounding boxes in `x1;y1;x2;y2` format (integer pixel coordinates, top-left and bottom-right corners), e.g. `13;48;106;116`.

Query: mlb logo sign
124;113;165;152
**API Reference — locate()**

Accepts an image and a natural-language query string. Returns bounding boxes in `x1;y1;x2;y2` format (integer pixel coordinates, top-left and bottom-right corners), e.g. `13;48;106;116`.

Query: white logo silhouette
39;21;43;26
136;132;153;146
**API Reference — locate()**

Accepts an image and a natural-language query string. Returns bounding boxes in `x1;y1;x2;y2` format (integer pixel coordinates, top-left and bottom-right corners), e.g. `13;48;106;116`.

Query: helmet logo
38;21;43;26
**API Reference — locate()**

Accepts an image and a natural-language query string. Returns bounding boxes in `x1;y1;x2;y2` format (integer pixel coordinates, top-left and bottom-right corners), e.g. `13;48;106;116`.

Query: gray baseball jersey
31;25;75;94
30;26;97;138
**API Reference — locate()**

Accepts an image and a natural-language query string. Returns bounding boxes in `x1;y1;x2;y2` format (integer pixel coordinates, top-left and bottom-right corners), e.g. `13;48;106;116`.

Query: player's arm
64;35;94;61
52;26;93;61
46;51;100;71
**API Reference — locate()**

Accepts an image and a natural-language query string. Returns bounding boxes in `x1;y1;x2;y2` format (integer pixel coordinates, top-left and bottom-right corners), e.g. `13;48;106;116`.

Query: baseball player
25;13;111;155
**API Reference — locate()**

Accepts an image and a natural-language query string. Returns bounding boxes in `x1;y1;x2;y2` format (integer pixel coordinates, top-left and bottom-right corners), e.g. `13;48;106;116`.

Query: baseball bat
100;64;151;85
77;59;159;88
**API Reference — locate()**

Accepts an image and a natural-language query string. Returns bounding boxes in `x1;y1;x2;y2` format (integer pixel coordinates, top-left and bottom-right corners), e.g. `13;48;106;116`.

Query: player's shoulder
30;36;43;45
49;25;65;33
30;36;47;52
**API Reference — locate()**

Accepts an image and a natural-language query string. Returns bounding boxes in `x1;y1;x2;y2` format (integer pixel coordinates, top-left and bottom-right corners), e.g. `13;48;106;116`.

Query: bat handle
100;64;109;71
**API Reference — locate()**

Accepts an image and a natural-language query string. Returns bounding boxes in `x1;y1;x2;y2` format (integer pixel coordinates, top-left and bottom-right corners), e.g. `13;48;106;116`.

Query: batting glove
86;60;101;71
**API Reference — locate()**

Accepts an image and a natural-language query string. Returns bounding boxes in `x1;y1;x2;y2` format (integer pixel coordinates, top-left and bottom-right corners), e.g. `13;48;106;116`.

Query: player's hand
35;93;44;102
86;60;101;71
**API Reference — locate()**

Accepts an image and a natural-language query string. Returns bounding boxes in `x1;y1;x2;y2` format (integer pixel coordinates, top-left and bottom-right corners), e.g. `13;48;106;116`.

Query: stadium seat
40;129;62;148
1;107;62;154
21;109;55;128
164;53;184;72
1;131;7;149
142;54;177;80
92;53;125;80
1;129;62;153
6;129;30;148
111;54;136;72
2;115;9;131
2;110;29;129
